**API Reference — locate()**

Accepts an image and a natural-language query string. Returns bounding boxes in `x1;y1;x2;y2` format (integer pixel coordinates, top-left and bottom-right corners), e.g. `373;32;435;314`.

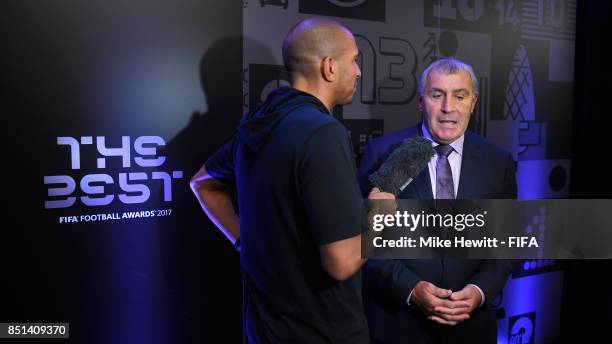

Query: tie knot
435;144;453;158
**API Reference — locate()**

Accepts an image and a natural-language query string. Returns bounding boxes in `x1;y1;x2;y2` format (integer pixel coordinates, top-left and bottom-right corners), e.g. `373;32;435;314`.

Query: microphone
368;136;435;196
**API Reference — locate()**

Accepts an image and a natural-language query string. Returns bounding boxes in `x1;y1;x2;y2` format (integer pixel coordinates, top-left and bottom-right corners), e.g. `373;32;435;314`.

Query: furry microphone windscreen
368;136;435;196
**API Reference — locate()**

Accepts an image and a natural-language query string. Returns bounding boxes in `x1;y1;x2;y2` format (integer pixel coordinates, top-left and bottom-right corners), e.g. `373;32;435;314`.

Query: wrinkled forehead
426;69;474;93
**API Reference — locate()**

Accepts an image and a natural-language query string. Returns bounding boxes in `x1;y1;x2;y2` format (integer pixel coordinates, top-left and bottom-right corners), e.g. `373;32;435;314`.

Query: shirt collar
421;122;464;156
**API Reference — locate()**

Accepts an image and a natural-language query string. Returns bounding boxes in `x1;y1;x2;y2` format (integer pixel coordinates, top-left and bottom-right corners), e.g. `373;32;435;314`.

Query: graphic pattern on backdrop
244;1;575;343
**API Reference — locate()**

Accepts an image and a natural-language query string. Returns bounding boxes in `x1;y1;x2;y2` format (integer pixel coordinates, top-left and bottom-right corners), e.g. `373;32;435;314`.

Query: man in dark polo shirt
191;18;393;343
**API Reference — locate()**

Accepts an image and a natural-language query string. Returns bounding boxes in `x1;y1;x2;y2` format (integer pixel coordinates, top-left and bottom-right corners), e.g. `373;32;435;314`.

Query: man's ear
321;56;336;82
417;95;424;112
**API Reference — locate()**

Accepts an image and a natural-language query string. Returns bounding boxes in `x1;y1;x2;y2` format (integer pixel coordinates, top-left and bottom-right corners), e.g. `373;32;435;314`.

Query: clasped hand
411;281;482;326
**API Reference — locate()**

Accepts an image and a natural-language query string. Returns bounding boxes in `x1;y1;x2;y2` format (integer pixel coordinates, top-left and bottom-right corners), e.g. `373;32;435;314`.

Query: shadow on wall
161;36;276;343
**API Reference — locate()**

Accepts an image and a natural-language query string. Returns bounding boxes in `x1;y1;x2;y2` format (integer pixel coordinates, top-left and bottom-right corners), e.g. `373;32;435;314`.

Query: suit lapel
412;167;433;199
457;133;480;199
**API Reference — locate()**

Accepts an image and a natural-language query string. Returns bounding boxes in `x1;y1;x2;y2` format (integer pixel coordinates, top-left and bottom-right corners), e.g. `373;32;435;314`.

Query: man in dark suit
358;58;517;344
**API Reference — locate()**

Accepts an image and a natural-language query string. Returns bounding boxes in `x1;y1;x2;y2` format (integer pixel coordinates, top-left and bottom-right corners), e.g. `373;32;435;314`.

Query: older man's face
419;69;477;144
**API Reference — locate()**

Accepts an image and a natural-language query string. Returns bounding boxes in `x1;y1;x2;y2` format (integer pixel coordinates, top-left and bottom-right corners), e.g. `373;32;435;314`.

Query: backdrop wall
4;1;578;343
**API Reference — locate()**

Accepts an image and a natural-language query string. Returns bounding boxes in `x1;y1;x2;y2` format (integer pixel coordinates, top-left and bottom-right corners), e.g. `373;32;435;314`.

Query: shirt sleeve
299;121;364;246
406;289;414;306
204;137;238;181
468;284;486;307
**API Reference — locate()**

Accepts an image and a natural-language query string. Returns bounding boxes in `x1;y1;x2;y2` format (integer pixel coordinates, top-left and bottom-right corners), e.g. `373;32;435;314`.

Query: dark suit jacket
358;124;517;344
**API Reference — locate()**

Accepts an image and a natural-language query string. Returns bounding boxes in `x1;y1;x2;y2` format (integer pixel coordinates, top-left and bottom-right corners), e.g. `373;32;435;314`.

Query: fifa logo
44;136;183;209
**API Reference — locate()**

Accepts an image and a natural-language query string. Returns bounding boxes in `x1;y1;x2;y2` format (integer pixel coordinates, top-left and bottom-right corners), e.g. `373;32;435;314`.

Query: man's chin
432;131;460;144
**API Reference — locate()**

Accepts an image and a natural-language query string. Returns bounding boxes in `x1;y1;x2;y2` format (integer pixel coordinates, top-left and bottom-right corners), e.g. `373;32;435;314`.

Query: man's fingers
368;187;395;199
433;305;471;316
428;315;460;326
450;289;469;301
434;312;470;322
424;296;468;314
431;286;452;299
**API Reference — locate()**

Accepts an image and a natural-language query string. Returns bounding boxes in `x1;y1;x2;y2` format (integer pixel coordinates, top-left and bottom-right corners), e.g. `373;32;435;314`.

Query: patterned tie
435;144;455;199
